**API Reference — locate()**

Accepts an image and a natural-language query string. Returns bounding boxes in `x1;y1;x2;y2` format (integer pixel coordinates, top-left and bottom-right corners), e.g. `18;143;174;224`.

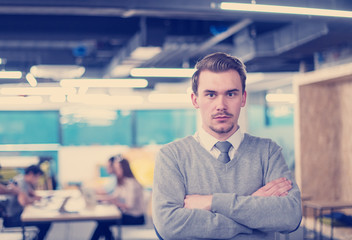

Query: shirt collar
196;126;244;152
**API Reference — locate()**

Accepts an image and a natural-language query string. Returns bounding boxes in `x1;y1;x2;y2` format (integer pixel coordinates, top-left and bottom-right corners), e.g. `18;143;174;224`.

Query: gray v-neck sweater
153;133;301;240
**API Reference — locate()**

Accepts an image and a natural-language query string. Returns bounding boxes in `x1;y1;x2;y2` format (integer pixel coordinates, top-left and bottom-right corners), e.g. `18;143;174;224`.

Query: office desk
303;200;352;240
21;189;122;240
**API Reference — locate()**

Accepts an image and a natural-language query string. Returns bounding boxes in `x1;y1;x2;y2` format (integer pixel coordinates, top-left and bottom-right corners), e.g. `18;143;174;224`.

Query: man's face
191;69;246;140
26;173;41;186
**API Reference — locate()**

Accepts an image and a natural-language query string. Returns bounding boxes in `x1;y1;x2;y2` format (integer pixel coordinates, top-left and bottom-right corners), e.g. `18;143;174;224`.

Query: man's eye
228;92;237;97
207;93;215;98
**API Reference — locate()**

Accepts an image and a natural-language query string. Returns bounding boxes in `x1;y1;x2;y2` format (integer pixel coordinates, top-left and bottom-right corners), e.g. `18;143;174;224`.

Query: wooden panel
299;82;340;201
296;68;352;202
336;81;352;201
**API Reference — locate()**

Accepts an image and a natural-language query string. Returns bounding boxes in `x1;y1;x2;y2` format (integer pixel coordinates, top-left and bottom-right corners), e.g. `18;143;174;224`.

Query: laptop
58;196;78;214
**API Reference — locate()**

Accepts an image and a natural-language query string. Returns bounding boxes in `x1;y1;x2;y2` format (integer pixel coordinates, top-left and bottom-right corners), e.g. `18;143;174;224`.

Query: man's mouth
212;113;233;120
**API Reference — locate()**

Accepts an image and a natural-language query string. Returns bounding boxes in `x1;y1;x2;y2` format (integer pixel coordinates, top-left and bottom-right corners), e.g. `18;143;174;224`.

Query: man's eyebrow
203;90;216;93
202;89;240;93
227;89;240;93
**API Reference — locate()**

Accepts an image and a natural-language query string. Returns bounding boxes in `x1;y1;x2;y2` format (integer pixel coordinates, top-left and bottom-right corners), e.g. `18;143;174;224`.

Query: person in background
0;164;21;195
3;165;51;240
152;52;302;240
90;155;145;240
94;156;117;195
0;182;27;218
0;182;20;195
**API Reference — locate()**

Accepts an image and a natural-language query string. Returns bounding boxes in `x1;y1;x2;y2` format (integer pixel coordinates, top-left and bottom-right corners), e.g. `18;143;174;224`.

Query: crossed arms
184;177;292;210
152;145;302;239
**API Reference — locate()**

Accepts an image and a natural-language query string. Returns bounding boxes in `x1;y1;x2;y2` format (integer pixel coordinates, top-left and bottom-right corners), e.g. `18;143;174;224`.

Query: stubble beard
209;122;235;134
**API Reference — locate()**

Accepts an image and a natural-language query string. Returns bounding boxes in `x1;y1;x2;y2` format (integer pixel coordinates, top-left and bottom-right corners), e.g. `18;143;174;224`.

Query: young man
0;183;20;195
3;165;51;240
152;52;302;239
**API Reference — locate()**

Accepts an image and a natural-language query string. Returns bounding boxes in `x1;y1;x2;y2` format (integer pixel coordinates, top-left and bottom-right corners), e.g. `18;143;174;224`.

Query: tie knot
215;141;232;153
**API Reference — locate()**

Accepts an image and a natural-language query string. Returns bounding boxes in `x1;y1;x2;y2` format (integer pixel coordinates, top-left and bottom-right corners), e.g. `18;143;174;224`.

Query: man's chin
210;125;234;134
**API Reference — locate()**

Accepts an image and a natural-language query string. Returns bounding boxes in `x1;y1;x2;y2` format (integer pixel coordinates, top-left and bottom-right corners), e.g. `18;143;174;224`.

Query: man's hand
252;177;292;197
184;194;213;210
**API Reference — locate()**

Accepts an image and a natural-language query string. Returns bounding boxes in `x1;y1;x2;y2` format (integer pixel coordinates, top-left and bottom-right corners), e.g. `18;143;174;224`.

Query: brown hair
191;52;247;95
110;155;136;185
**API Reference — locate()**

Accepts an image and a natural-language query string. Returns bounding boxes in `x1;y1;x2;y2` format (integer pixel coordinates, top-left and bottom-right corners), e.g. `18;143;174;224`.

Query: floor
2;217;352;240
1;216;159;240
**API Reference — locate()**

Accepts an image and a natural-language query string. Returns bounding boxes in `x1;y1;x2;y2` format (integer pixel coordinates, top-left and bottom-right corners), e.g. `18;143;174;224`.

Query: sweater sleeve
211;142;302;233
152;147;252;240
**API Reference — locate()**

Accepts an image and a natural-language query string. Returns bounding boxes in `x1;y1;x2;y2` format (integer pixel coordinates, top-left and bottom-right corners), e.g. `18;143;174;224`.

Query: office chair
0;198;38;239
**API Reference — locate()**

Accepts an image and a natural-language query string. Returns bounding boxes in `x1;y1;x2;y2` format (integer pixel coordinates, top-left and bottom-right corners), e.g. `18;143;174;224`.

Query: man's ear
241;91;247;107
191;92;199;109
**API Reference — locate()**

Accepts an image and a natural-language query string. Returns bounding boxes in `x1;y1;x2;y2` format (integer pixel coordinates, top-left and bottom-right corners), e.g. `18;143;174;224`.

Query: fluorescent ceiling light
148;93;190;103
0;96;43;105
0;87;76;95
130;47;162;60
25;73;37;87
111;65;136;77
0;71;22;79
67;94;144;105
220;2;352;18
265;93;296;103
130;68;196;78
49;94;66;103
78;86;88;95
246;72;295;84
60;79;148;88
0;144;59;151
30;65;85;79
0;156;39;168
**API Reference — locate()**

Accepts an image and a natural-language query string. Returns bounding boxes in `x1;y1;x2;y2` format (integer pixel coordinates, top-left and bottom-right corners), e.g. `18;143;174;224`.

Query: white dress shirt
193;127;244;160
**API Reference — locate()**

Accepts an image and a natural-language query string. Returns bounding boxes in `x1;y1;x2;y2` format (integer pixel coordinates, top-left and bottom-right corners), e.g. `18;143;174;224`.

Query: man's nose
216;95;227;110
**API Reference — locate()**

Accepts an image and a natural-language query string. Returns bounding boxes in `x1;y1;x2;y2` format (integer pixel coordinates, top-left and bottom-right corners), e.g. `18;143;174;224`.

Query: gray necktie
215;141;232;163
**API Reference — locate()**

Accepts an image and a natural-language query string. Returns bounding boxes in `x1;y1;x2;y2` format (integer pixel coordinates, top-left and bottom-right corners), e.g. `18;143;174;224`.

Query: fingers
261;177;287;191
265;178;292;196
252;177;292;197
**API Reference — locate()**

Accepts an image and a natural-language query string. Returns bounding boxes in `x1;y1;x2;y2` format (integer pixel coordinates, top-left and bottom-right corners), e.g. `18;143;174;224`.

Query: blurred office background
0;0;352;239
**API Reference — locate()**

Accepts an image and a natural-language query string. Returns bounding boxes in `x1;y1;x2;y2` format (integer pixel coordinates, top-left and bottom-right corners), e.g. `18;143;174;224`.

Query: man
0;183;20;195
3;165;51;240
0;165;21;195
152;52;302;239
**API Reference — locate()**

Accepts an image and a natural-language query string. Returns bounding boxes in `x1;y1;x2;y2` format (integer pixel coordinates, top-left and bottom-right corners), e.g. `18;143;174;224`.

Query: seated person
90;155;145;240
0;182;22;218
94;156;117;195
0;182;20;195
3;165;51;240
0;164;21;195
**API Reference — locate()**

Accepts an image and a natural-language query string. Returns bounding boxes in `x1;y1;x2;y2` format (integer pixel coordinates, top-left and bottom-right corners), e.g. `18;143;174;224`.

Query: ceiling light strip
0;144;60;151
265;93;296;103
148;93;190;103
0;87;76;95
0;71;22;79
0;96;43;104
130;68;195;78
220;2;352;18
60;79;148;88
25;73;38;87
67;94;144;105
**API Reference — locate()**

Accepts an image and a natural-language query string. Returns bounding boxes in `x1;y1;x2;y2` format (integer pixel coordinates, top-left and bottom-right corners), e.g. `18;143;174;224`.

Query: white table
21;189;122;240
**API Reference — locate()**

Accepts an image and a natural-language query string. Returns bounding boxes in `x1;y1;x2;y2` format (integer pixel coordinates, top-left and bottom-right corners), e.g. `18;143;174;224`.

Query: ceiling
0;0;352;108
